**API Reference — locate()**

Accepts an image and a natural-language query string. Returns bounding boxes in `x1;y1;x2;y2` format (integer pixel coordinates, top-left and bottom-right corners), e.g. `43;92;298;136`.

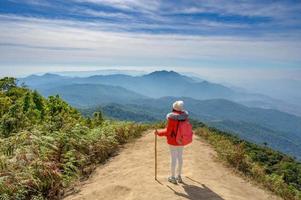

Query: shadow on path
155;179;163;185
166;176;224;200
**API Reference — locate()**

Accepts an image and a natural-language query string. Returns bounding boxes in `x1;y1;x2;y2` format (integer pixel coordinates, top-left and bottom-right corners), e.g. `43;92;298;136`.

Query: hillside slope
64;130;280;200
82;97;301;160
40;83;147;107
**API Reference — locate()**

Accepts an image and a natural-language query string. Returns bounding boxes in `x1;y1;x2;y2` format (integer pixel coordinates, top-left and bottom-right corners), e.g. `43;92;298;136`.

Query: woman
155;100;189;184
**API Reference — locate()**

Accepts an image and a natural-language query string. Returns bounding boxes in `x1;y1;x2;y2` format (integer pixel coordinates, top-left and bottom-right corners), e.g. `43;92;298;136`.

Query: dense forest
0;77;149;199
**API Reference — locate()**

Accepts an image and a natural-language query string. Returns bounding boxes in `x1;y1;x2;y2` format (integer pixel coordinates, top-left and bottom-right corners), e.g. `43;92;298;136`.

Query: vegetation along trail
65;130;280;200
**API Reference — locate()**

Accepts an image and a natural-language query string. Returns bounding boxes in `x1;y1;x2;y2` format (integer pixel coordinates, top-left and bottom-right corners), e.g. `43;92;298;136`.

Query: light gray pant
169;145;184;177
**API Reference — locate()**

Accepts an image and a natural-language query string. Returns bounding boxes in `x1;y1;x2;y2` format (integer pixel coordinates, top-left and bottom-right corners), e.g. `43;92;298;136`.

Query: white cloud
73;0;160;13
76;8;133;19
8;0;50;6
0;14;300;69
72;0;301;19
165;0;301;19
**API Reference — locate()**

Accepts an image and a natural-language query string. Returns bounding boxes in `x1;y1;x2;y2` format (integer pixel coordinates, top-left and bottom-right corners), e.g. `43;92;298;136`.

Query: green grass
0;121;148;200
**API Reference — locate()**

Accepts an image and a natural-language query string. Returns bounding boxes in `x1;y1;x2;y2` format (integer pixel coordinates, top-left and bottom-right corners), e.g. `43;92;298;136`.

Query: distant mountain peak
145;70;181;77
43;73;61;77
25;74;39;79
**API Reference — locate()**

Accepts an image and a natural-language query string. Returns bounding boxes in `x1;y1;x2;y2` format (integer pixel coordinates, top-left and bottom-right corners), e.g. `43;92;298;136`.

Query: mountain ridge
19;71;301;116
40;83;148;108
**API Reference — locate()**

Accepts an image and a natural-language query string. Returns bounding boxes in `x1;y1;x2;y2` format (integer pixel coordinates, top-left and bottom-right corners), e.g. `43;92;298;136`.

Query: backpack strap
171;120;180;138
175;120;180;137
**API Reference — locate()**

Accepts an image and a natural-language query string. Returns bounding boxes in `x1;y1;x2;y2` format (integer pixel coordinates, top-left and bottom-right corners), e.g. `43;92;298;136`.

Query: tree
85;117;92;128
92;111;103;126
0;77;16;92
0;94;11;118
32;90;45;120
32;90;44;111
45;95;82;132
1;104;27;137
23;92;31;112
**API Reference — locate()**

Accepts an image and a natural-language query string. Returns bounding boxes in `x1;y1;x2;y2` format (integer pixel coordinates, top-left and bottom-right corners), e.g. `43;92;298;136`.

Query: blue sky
0;0;301;80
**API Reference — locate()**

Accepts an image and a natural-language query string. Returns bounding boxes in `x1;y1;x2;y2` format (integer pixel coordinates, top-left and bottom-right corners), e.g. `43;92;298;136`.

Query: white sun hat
173;100;184;111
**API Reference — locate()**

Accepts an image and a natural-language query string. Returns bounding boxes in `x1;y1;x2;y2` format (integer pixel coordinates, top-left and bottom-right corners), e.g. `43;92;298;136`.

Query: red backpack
176;120;193;145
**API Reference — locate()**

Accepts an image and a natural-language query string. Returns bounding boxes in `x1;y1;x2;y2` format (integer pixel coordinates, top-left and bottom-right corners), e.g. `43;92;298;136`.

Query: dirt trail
65;130;281;200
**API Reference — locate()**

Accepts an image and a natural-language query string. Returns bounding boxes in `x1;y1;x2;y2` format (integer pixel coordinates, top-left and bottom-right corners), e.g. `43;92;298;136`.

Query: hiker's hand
154;130;158;135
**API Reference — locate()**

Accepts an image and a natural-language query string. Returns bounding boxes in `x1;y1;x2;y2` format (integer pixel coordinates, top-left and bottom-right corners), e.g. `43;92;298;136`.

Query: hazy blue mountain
53;69;146;77
237;99;301;116
20;70;236;99
40;84;147;108
133;97;301;136
19;73;71;88
181;72;205;82
238;78;301;106
80;103;158;122
20;70;301;116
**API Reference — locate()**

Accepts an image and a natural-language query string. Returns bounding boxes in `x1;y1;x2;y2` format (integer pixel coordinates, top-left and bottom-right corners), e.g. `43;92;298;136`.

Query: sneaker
176;175;183;183
168;176;177;184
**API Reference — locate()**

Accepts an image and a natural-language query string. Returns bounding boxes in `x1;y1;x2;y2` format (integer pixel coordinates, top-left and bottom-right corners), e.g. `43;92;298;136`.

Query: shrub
0;78;150;199
195;126;301;200
0;121;148;199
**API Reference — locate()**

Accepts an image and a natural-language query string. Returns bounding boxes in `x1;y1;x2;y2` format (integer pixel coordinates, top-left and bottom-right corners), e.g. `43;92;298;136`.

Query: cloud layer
0;0;301;77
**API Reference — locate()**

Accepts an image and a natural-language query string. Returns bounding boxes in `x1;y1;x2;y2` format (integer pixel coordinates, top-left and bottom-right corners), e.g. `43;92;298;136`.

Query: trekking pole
155;129;158;180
